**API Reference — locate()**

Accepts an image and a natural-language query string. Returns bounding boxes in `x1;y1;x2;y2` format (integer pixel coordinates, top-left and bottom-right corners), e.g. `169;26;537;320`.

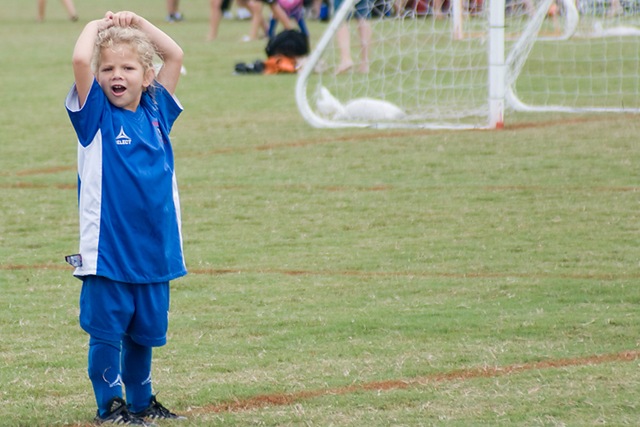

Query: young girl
65;11;186;425
267;0;308;39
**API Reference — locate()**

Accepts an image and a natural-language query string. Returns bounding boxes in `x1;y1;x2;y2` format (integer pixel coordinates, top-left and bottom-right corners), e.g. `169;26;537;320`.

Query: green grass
1;0;640;425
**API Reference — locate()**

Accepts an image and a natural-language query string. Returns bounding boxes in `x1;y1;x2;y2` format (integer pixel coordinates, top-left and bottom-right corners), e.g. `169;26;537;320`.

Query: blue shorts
334;0;372;19
79;275;170;347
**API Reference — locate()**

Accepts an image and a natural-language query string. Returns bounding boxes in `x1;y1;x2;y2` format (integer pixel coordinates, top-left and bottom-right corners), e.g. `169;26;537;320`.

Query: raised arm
71;12;114;108
111;11;184;95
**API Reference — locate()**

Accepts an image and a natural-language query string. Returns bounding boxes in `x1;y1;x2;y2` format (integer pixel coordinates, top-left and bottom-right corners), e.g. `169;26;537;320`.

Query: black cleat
95;397;154;425
131;395;186;421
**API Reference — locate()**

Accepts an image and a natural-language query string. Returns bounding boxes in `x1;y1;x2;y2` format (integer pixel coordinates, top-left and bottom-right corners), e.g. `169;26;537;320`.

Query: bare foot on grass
335;60;354;75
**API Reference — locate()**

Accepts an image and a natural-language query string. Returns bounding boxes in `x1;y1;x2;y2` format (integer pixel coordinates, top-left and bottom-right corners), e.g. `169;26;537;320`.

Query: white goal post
295;0;640;129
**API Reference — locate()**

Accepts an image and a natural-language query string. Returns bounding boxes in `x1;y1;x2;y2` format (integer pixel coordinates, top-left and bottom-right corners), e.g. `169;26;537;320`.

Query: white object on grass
296;0;640;129
316;86;406;121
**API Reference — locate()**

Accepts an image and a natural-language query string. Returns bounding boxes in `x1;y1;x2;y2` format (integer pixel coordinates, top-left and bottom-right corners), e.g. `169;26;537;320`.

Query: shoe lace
146;395;176;419
101;398;147;425
119;410;147;425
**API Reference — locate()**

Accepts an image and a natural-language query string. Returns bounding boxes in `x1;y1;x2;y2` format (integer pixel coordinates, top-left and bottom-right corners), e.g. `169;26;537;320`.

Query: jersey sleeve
151;82;183;137
65;79;107;147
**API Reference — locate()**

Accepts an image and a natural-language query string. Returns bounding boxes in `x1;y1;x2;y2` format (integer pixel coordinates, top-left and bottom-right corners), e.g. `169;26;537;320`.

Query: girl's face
96;43;153;112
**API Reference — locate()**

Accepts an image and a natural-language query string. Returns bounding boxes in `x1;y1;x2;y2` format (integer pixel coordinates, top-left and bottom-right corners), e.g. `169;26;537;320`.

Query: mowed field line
2;179;639;194
2;113;627;179
2;263;639;282
197;349;640;414
60;349;640;426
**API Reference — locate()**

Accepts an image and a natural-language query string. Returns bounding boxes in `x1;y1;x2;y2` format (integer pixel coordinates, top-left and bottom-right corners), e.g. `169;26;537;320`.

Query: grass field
1;0;640;425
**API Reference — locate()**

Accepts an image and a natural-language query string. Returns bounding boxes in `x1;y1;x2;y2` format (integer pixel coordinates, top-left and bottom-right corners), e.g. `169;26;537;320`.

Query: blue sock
121;334;153;413
88;336;123;418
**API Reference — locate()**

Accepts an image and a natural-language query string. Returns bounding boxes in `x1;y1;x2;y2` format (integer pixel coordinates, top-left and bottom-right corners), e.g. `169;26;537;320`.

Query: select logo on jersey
116;126;132;145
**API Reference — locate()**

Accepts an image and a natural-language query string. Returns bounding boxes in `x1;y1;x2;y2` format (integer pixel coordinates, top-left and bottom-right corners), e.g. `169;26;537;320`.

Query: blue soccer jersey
66;79;187;283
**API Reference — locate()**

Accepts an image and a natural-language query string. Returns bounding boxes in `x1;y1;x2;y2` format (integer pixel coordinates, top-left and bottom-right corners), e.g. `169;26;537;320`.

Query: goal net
295;0;640;129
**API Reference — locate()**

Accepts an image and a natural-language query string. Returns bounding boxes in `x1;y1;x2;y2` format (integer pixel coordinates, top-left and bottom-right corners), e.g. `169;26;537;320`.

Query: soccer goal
295;0;640;129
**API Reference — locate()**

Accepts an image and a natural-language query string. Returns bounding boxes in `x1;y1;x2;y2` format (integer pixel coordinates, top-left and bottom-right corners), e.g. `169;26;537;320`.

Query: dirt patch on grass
200;350;640;414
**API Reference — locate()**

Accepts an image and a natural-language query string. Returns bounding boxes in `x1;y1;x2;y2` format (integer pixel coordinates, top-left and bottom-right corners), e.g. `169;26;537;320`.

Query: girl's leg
298;16;309;37
167;0;179;15
357;18;372;73
268;17;278;39
88;336;123;418
37;0;46;22
335;23;354;74
60;0;77;20
121;334;154;413
248;0;267;40
209;0;223;40
270;2;293;30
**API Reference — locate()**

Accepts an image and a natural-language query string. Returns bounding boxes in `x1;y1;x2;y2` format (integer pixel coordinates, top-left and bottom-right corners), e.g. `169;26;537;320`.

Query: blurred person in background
37;0;78;22
166;0;184;21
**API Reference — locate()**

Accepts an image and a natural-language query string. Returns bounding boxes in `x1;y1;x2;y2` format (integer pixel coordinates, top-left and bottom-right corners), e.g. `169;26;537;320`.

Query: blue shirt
66;79;187;284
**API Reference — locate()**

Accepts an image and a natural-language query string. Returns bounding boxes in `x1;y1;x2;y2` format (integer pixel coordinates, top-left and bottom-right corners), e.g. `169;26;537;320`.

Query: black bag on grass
234;60;265;74
265;29;309;58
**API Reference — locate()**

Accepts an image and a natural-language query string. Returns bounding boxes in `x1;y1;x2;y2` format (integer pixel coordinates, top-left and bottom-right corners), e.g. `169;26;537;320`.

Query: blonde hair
92;26;156;75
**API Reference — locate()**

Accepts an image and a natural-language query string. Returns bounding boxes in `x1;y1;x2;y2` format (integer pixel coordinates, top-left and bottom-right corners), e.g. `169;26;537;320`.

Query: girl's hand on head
96;11;114;31
111;11;141;28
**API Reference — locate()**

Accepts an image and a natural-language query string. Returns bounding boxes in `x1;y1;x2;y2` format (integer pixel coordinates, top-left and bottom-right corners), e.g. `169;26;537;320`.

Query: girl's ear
142;67;155;88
